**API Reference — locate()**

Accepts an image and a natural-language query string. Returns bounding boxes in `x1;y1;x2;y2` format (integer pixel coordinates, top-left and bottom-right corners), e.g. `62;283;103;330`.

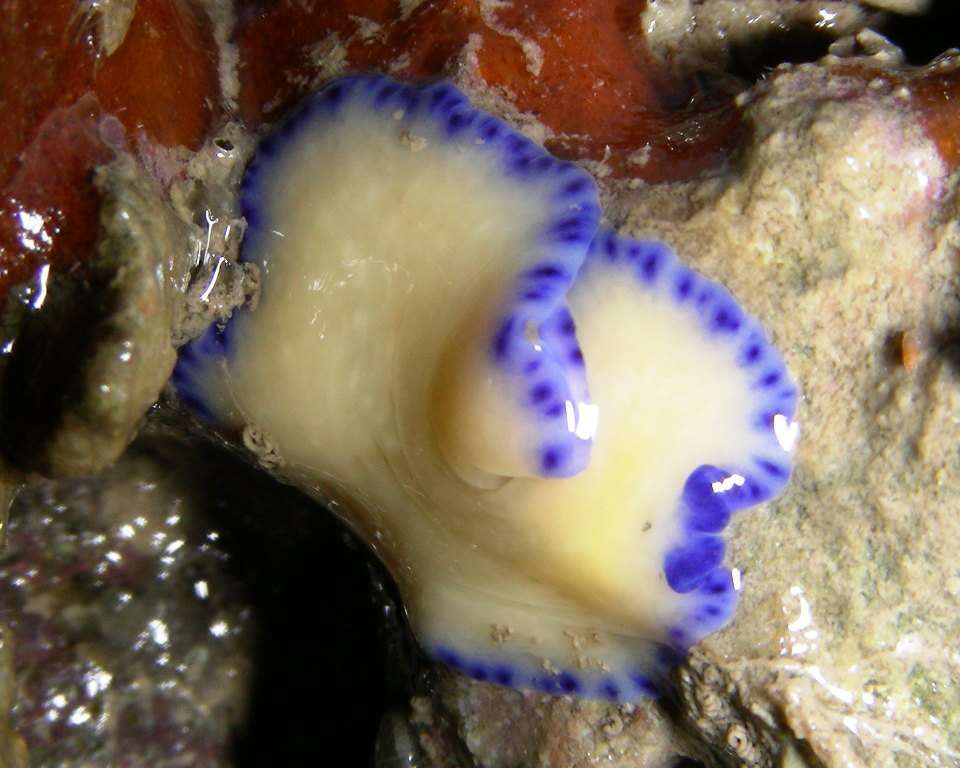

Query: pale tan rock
642;0;869;75
860;0;930;13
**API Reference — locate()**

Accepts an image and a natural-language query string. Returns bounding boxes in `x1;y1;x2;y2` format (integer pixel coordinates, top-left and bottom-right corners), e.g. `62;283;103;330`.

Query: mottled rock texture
0;442;253;766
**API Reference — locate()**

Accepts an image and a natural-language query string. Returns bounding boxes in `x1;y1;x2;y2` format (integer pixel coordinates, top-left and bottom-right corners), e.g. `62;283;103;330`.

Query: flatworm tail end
416;581;678;702
429;641;669;702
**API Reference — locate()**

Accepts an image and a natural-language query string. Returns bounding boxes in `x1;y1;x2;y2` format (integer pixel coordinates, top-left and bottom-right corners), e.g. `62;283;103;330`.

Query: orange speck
899;331;921;372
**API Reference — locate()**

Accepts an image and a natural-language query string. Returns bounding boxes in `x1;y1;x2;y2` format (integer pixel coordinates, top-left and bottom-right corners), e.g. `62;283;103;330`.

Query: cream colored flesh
196;104;767;680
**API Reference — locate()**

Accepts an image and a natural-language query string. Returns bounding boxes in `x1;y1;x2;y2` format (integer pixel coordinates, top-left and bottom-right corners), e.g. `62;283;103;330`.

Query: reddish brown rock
237;0;744;182
0;0;218;301
820;51;960;174
0;98;112;306
910;62;960;171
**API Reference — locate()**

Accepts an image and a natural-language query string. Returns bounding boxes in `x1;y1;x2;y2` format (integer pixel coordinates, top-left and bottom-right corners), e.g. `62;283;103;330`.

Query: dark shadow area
0;273;110;473
725;27;839;84
931;325;960;376
881;0;960;65
707;1;960;87
156;437;409;767
671;759;707;768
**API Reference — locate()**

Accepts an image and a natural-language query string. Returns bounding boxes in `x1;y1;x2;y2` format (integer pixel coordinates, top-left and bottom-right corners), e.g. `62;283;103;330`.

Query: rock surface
649;57;960;768
0;440;253;766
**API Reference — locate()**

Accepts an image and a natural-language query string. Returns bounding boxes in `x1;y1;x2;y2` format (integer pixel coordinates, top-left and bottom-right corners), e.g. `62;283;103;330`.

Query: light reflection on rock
0;443;251;766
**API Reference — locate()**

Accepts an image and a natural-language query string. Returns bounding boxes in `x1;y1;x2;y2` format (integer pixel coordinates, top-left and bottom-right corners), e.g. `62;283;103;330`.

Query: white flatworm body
174;75;798;700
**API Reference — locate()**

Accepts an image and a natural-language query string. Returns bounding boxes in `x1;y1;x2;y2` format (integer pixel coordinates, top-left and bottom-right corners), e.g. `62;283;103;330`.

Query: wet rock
0;120;256;481
0;157;186;478
0;440;252;766
0;0;220;299
0;626;26;768
236;0;749;181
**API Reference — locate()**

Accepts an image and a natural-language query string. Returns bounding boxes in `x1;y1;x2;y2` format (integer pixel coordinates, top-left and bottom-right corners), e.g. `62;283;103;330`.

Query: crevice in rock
879;0;960;65
724;27;839;84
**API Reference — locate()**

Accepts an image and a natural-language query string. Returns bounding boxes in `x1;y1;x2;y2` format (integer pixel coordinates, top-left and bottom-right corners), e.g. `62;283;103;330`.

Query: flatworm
174;75;798;701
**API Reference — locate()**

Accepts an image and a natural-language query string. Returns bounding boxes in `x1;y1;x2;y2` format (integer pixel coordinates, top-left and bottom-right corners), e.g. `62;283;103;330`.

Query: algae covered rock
0;157;186;478
0;122;255;482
